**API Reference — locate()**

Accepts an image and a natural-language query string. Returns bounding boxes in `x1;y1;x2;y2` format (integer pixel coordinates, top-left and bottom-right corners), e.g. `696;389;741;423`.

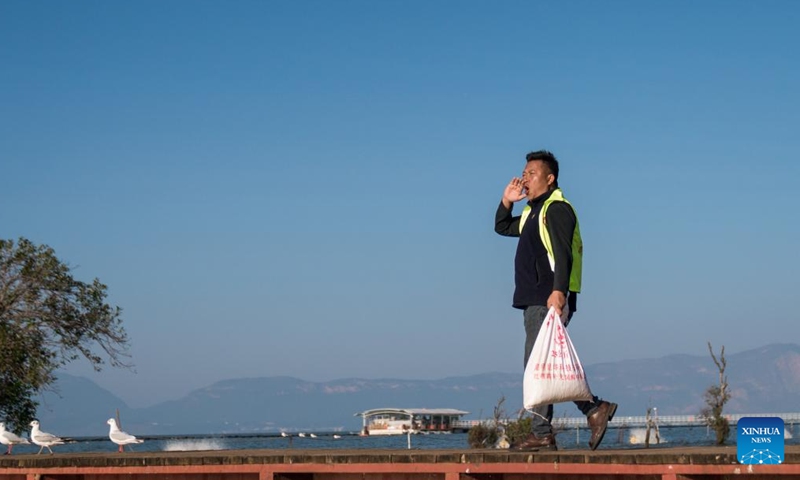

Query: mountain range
32;343;800;436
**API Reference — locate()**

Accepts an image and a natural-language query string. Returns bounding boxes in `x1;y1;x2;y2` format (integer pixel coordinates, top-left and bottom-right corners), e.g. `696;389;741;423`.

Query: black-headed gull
0;422;30;455
107;418;144;453
29;420;64;455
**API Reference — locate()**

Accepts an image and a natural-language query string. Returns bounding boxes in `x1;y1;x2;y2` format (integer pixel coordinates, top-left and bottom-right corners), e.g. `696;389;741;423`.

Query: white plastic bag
523;307;593;409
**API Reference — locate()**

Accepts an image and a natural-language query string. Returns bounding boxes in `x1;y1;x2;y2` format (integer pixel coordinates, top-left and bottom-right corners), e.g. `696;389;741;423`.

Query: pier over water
1;446;799;480
452;412;800;431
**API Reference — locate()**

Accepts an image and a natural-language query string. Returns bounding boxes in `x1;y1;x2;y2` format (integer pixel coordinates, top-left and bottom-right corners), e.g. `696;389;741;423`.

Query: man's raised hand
502;177;526;208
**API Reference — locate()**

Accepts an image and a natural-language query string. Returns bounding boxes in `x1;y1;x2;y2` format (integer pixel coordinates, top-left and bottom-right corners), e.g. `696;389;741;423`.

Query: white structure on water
355;408;469;435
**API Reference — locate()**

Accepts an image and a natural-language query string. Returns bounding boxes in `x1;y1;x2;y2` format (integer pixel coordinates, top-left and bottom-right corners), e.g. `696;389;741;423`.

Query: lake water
14;423;799;455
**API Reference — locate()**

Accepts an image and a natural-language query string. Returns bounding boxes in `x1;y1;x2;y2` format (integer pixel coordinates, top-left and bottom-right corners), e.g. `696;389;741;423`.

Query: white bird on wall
107;418;144;453
29;420;65;455
0;422;30;455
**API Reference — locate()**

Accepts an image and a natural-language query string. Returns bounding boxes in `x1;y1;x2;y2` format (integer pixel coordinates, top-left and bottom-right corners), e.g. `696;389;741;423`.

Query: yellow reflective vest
518;189;583;293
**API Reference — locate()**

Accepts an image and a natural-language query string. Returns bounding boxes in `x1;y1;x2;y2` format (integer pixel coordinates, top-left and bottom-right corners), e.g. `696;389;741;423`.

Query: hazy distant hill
35;375;135;437
127;374;524;435
36;343;800;436
587;343;800;416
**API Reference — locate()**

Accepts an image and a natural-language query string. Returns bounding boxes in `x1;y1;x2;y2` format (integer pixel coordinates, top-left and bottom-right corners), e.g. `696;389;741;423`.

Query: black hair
525;150;559;188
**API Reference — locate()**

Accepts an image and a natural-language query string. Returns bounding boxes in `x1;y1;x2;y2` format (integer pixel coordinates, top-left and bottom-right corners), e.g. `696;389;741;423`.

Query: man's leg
523;305;554;437
512;305;557;451
563;311;618;450
563;310;603;414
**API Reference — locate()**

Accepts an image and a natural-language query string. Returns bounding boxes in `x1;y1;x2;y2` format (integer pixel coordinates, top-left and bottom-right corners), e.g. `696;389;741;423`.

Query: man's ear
546;173;555;187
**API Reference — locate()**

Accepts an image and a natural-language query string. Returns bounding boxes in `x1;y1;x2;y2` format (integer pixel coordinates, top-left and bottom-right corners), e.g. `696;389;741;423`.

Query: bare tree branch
701;342;731;445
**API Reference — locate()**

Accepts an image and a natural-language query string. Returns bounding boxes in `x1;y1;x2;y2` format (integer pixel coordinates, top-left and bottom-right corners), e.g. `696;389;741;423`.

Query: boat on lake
355;408;469;436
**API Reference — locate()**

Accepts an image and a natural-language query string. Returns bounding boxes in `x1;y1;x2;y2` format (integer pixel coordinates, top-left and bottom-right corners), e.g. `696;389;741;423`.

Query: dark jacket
495;190;578;311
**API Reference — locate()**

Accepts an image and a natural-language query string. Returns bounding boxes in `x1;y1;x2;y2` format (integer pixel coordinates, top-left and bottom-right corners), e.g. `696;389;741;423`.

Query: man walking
495;150;617;451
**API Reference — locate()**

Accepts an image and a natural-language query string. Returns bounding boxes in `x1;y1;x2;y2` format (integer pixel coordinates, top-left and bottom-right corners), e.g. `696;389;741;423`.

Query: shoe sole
589;402;618;451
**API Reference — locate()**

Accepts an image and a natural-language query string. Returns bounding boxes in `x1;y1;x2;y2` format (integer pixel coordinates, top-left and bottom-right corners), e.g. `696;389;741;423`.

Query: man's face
521;160;554;200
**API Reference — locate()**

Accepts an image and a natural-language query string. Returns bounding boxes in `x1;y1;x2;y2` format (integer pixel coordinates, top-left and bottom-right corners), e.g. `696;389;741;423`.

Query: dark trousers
523;305;600;436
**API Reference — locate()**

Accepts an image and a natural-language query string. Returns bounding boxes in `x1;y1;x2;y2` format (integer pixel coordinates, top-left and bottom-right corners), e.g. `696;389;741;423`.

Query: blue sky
2;1;799;408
